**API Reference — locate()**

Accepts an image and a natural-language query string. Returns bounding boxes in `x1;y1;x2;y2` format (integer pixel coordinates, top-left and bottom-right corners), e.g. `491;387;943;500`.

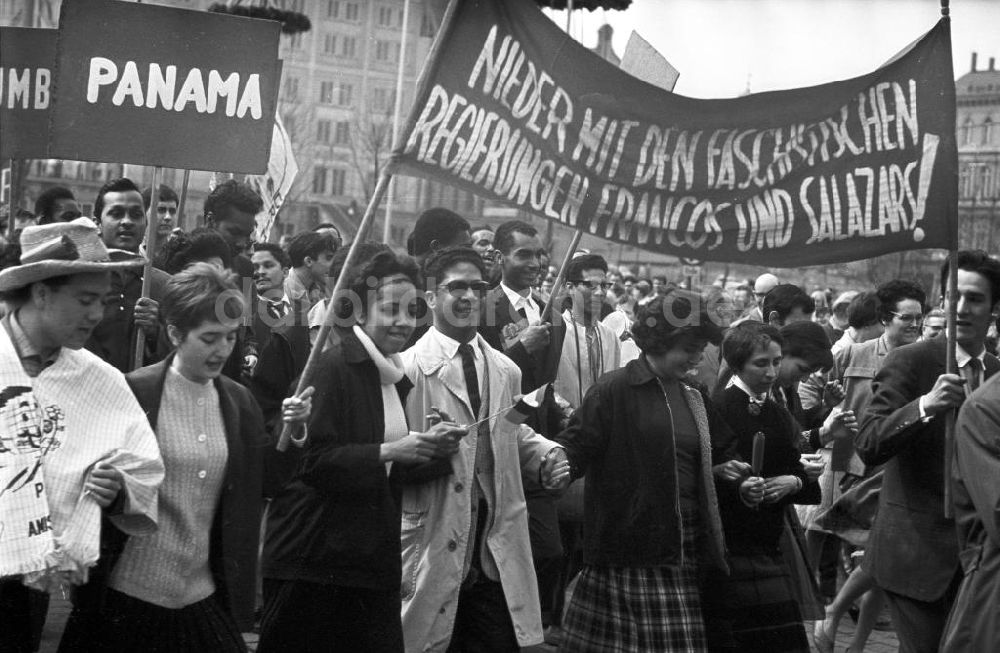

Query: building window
375;40;399;64
331;169;346;196
338;83;353;107
334;121;351;145
370;87;393;112
344;2;360;22
323;33;337;55
320;81;335;104
283;76;299;99
340;36;357;58
313;167;328;195
317;120;332;144
962;118;975;146
377;5;399;28
289;33;304;50
283;113;296;136
326;0;338;19
984;118;994;146
420;9;437;37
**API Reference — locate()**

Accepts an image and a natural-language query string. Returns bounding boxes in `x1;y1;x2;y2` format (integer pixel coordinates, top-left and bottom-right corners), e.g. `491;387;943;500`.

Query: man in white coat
398;246;569;653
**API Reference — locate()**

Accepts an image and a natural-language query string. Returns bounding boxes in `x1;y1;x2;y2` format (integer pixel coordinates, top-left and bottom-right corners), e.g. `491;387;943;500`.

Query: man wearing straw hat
0;217;164;653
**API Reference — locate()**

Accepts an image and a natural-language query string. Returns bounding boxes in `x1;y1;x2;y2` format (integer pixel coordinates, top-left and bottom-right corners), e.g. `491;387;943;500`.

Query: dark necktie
459;343;481;418
267;301;286;321
963;358;983;394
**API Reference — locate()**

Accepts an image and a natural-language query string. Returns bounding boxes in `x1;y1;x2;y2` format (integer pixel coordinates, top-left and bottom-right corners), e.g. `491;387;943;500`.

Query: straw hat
0;217;143;291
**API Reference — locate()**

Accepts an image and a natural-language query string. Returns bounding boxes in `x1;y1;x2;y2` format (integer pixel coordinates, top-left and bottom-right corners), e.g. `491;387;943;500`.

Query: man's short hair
203;179;263;219
846;291;880;329
761;284;815;322
140;184;179;210
875;280;926;323
565;254;608;282
925;307;946;319
780;321;834;371
422;246;486;291
287;231;339;268
161;262;244;336
161;227;233;274
408;208;470;257
252;242;291;269
493;220;538;256
93;178;141;220
34;186;76;224
940;249;1000;306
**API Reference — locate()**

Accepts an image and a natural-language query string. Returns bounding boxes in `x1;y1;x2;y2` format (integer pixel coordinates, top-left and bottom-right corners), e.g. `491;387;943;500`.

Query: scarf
352;326;408;453
0;328;163;591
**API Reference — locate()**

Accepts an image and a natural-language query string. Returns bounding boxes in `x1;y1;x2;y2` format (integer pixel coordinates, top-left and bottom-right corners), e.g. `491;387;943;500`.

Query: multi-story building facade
956;52;1000;251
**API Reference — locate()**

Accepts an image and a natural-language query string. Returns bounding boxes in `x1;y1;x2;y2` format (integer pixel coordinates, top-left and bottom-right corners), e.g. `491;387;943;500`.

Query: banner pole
5;158;15;240
131;166;162;371
382;0;412;244
540;228;584;325
177;169;191;231
276;171;394;451
940;0;956;520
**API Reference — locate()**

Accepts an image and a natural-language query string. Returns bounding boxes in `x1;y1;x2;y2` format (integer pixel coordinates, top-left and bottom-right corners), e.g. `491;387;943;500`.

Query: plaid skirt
561;511;706;653
701;551;809;653
61;588;247;653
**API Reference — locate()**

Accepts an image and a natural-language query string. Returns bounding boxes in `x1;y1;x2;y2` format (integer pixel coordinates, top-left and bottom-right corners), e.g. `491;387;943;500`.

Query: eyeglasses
571;280;613;291
438;280;490;296
889;311;923;325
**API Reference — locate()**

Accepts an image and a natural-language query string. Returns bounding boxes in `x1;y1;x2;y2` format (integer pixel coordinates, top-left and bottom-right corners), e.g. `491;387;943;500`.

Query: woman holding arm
554;292;753;652
257;250;465;653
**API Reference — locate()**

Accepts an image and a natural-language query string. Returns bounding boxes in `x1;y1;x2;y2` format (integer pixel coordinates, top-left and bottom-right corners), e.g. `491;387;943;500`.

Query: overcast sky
545;0;998;98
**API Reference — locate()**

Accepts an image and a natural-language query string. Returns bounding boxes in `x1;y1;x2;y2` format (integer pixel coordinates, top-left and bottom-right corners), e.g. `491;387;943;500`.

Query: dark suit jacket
855;337;999;601
127;357;268;630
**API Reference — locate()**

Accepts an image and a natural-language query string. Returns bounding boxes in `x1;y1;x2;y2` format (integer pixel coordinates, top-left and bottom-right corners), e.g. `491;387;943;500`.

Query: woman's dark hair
721;321;784;372
876;280;926;323
343;249;421;320
160;262;245;336
632;291;723;354
328;242;393;320
779;321;834;372
160;228;233;274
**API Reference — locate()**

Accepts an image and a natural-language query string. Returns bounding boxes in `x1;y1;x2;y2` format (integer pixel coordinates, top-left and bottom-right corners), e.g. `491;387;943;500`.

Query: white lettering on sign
85;57;262;119
0;68;51;109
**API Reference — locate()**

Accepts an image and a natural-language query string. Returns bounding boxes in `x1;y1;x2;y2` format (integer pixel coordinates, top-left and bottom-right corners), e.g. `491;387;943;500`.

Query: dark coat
713;386;819;553
262;329;413;590
555;357;738;569
855;337;999;601
85;264;171;372
126;357;267;630
941;372;1000;652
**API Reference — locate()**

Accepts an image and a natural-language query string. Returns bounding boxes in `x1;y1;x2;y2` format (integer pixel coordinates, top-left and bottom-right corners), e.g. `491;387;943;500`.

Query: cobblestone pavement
40;596;899;652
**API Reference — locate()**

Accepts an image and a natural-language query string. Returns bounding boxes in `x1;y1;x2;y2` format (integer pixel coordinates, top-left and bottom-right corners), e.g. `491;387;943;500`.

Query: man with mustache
398;246;567;652
85;178;171;372
856;250;1000;653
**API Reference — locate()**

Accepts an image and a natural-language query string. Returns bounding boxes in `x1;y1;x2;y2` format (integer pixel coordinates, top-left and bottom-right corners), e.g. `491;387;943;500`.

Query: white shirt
956;345;987;394
427;327;485;399
500;282;541;325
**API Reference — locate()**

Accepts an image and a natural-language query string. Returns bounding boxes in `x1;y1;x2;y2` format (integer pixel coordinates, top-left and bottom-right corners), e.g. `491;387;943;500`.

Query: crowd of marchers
1;178;999;653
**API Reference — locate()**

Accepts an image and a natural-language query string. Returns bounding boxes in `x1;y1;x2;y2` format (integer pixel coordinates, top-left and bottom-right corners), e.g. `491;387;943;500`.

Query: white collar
956;344;986;369
500;281;535;309
427;327;481;362
727;374;770;403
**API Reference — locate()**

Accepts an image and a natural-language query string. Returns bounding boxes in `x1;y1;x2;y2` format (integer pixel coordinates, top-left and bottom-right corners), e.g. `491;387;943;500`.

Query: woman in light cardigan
59;263;269;652
257;250;465;653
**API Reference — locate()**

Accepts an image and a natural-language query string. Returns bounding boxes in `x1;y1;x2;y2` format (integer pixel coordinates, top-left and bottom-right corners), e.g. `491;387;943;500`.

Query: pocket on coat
400;510;427;601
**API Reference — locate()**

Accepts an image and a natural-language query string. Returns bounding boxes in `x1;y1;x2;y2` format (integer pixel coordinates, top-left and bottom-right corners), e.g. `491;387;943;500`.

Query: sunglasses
889;311;923;325
438;280;490;296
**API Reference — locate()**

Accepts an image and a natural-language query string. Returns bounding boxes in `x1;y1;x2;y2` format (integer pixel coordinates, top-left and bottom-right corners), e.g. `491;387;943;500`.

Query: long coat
398;330;560;652
855;337;1000;601
940;373;1000;652
126;356;267;631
